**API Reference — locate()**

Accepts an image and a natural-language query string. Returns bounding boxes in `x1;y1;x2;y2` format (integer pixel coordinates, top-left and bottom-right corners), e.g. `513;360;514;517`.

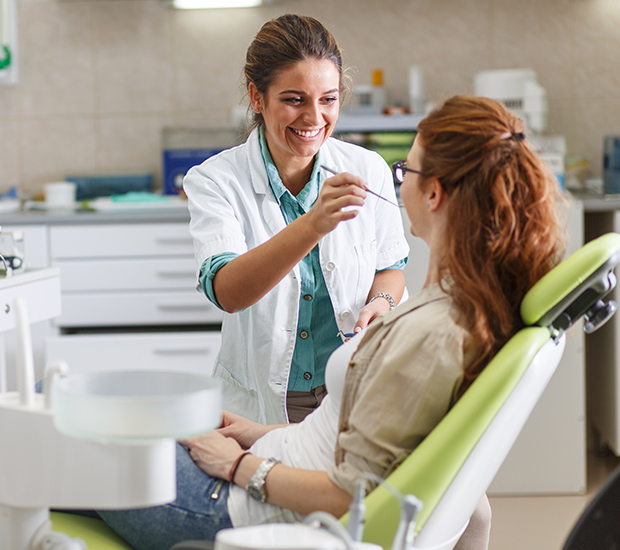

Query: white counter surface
0;207;189;226
570;190;620;212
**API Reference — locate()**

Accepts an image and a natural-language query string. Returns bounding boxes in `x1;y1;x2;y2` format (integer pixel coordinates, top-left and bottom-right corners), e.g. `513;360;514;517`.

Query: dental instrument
320;165;400;207
346;479;366;542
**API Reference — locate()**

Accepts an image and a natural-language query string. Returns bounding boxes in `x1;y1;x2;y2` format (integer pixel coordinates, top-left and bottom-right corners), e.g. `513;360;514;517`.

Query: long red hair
416;95;565;388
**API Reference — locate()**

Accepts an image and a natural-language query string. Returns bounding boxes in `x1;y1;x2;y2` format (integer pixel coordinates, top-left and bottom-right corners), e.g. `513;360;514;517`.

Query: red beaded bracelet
229;451;251;483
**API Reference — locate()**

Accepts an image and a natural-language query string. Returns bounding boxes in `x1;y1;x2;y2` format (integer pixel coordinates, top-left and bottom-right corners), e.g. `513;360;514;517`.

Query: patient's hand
218;410;282;449
182;430;242;480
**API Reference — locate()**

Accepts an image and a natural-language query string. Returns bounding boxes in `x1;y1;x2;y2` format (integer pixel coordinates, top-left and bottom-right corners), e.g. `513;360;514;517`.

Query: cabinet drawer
45;331;221;377
56;291;222;327
55;258;196;291
50;223;194;259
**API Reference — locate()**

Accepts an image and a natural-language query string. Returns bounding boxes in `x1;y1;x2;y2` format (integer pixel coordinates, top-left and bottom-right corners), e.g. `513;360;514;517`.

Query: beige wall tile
492;0;574;100
17;1;95;116
91;1;174;114
171;8;261;118
3;0;620;190
97;114;174;189
0;118;20;190
573;0;620;100
19;117;96;192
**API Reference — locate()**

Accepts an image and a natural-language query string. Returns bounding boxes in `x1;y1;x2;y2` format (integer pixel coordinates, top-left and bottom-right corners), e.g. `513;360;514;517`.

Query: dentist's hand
306;172;366;236
353;297;392;335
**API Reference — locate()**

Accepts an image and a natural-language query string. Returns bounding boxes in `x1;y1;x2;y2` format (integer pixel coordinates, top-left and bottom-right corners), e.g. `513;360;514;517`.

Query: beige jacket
329;283;474;495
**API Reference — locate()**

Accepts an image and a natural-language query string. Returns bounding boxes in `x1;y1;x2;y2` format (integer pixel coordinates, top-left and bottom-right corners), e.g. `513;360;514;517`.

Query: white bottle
408;66;425;115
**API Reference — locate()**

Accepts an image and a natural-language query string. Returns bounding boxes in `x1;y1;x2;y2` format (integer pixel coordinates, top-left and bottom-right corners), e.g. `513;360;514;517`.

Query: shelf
335;113;423;133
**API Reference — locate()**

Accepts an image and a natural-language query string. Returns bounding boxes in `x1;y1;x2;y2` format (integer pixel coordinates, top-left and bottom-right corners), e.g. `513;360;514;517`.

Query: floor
487;435;620;550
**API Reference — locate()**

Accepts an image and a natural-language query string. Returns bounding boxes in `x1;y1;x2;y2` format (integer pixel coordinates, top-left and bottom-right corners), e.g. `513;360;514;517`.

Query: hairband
499;131;526;142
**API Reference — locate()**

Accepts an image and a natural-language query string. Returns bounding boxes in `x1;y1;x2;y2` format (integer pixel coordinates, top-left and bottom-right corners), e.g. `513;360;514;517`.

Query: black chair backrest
562;463;620;550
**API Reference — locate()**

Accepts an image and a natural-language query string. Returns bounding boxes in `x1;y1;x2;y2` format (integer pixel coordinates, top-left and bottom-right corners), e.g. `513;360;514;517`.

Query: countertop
2;190;620;225
569;190;620;213
0;205;190;226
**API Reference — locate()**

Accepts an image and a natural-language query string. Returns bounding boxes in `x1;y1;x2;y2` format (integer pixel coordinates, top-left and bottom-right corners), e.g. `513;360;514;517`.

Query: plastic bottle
371;69;386;112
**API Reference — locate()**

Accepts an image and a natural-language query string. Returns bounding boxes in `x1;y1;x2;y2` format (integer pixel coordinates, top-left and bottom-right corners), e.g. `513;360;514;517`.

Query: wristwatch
246;457;280;502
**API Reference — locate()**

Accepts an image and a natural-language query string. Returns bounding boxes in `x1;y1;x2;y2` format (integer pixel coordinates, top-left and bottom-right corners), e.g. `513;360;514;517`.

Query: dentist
184;14;409;424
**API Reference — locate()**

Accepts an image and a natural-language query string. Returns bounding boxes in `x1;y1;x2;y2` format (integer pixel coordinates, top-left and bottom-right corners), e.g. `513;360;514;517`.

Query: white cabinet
1;225;54;388
46;221;222;376
46;331;221;378
49;223;221;328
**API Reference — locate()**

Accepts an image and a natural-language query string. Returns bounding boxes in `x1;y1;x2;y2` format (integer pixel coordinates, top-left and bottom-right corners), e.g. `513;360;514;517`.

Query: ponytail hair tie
512;132;525;142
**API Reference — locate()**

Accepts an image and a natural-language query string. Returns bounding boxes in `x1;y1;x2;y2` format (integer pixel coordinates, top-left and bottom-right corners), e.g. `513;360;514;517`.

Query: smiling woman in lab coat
183;14;409;425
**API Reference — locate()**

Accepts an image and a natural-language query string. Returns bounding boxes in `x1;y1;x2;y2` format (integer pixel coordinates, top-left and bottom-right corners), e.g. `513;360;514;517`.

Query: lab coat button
300;330;308;339
303;294;313;301
325;261;336;271
304;372;312;380
340;311;350;320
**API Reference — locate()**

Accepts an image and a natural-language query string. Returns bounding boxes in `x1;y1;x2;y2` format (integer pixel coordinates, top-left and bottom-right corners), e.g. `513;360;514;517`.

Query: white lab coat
184;129;410;424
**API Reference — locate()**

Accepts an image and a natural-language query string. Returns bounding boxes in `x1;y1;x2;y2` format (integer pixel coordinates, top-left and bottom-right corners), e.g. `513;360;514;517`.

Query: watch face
247;484;265;502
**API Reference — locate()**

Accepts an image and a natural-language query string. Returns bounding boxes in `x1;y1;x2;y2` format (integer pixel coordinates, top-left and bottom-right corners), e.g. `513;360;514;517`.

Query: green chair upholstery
50;512;134;549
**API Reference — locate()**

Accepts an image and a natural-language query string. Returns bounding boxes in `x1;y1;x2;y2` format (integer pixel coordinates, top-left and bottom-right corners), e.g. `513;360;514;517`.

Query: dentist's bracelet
369;292;396;310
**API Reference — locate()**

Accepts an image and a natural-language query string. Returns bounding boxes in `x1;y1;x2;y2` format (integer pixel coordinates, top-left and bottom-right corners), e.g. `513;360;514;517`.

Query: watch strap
246;457;280;502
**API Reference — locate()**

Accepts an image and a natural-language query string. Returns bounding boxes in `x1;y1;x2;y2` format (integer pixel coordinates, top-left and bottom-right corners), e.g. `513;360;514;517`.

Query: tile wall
1;0;620;195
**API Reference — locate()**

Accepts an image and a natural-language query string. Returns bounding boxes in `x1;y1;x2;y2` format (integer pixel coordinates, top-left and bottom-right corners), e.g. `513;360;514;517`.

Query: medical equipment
0;227;24;277
0;292;221;550
320;165;399;207
474;69;548;133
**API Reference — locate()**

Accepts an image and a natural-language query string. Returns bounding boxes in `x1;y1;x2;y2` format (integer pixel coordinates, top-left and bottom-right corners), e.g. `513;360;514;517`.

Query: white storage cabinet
46;222;222;377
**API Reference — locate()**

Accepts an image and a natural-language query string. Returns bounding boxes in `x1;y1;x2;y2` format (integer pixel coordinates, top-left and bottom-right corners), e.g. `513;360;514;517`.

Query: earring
426;203;431;210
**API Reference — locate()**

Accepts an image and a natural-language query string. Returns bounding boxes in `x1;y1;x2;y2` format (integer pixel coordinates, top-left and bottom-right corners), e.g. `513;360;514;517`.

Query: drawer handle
155;237;192;245
156;270;195;278
154;346;214;355
156;302;207;311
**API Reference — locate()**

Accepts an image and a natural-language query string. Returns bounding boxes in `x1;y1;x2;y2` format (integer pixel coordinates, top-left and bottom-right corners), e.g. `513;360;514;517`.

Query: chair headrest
521;233;620;333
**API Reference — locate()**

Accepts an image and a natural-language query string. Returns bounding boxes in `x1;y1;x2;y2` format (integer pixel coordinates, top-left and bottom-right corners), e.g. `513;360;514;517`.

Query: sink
52;370;221;442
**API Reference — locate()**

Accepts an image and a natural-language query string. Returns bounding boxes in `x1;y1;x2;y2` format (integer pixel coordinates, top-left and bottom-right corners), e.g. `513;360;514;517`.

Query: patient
97;96;565;550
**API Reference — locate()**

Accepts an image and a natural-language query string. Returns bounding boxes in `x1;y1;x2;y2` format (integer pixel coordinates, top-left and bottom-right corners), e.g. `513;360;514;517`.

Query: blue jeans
97;444;233;550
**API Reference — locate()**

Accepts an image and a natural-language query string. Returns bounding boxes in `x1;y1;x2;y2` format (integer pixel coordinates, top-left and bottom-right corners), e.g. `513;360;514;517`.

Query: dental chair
41;233;620;550
344;231;620;550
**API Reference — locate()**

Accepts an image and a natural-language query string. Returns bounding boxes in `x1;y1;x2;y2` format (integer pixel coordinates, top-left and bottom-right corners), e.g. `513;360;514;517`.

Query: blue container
163;148;223;195
603;136;620;194
66;174;153;201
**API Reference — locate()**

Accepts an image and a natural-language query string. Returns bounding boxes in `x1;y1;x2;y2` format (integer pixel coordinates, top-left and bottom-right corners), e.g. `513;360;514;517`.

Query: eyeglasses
392;160;425;184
